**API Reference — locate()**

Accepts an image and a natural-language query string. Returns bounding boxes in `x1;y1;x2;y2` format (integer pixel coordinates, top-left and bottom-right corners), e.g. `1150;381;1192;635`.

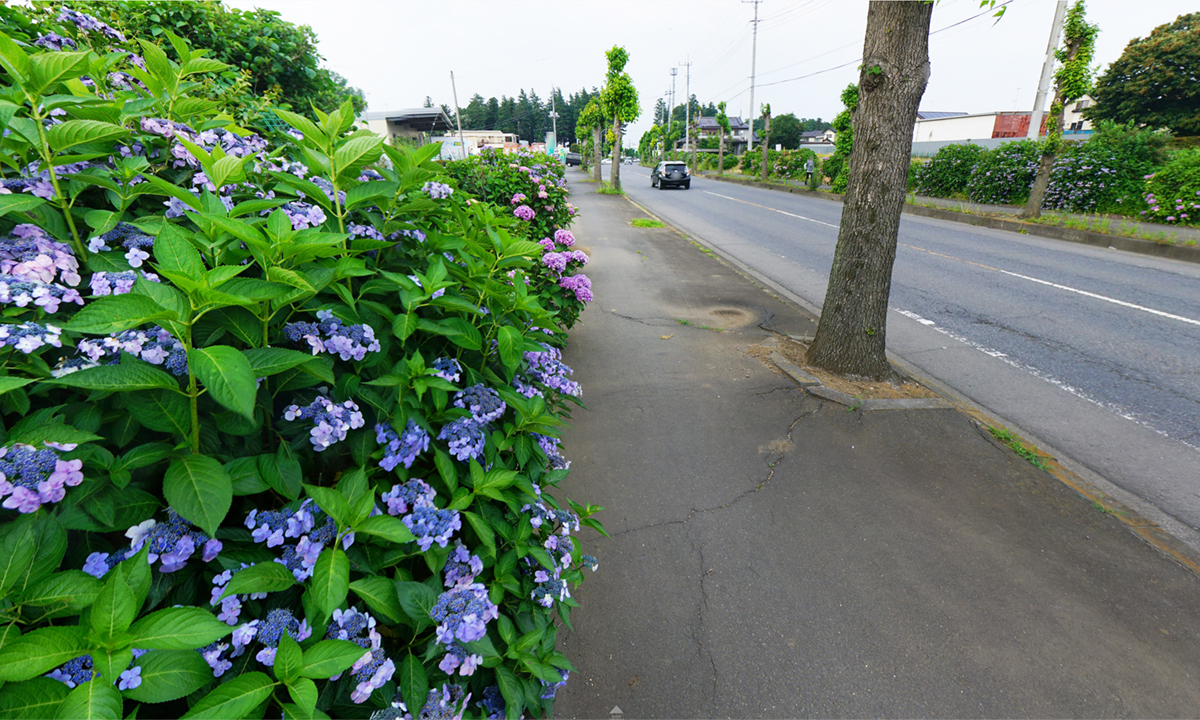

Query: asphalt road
599;163;1200;541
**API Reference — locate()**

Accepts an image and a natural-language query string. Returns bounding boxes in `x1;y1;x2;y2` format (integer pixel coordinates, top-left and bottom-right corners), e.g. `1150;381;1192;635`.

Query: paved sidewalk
552;179;1200;718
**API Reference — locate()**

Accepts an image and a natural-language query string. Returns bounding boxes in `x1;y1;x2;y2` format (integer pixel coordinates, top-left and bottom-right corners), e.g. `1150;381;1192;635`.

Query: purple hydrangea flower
513;205;535;221
376;419;431;471
431;357;462;383
0;443;84;514
284;310;381;361
382;478;437;516
281;396;365;451
403;505;462;552
422;181;453;200
452;384;505;424
437;418;485;463
0;322;62;355
559;274;593;302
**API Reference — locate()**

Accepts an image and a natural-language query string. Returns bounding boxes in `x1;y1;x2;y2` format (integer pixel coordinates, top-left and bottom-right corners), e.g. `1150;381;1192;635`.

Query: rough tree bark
611;118;622;190
592;126;602;183
806;1;932;380
760;113;771;182
718;132;725;176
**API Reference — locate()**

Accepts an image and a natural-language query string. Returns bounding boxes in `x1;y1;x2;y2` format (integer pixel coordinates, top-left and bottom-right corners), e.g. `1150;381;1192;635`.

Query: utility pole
679;59;692;155
548;86;559;153
450;71;466;160
669;67;677;154
744;0;761;152
1028;0;1067;140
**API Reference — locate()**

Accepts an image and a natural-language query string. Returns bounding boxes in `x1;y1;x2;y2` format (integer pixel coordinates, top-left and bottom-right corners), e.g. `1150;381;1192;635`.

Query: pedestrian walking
804;157;815;183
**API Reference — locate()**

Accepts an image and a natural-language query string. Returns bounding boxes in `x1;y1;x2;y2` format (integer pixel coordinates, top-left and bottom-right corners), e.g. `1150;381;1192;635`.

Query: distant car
622;156;634;165
651;161;690;190
565;152;581;167
601;157;611;165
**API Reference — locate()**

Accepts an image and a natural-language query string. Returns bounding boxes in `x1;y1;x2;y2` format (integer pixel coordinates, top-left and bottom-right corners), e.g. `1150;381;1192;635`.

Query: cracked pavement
552;177;1200;718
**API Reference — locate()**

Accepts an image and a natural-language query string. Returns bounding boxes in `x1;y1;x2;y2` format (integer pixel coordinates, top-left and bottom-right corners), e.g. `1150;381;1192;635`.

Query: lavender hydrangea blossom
282;395;365;451
382;478;437;517
0;274;84;313
559;274;593;302
423;181;453;199
431;357;462;383
231;608;313;667
443;544;483;588
452;384;505;423
376;419;430;471
0;442;84;514
522;344;582;397
76;326;189;376
437;417;485;463
34;33;77;51
402;505;462;551
416;684;471;720
0;322;62;355
284;310;381;361
124;509;222;572
89;269;160;296
513;204;535;221
1;224;81;286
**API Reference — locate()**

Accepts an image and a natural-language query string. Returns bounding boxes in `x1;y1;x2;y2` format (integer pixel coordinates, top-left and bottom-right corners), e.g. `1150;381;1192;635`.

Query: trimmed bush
967;140;1041;206
915;144;987;198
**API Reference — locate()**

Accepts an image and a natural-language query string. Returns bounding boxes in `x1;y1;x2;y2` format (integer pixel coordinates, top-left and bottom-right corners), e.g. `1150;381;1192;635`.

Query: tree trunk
760;114;771;182
718;132;725;176
807;1;932;380
592;126;602;183
611;118;622;191
691;127;697;172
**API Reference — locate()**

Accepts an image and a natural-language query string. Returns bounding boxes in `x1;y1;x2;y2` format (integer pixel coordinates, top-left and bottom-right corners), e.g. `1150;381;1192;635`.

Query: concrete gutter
696;171;1200;265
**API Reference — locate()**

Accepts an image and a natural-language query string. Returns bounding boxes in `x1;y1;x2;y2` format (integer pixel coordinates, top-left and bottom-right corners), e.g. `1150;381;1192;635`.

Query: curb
696;172;1200;265
768;350;955;412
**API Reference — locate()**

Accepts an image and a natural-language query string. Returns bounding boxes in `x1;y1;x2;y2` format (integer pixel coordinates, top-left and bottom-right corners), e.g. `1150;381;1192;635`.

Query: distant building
431;130;521;160
696;116;752;155
799;129;836;143
912;99;1094;144
362;108;454;146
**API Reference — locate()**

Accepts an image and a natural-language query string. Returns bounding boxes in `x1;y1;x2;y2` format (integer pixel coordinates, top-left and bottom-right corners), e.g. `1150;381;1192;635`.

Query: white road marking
702;190;840;229
894;308;1197;450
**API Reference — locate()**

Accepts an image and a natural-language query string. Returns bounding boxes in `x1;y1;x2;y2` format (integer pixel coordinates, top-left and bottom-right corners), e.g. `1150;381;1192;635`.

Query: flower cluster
375;419;431;471
452;384;506;423
510;193;527;204
539;669;569;700
532;433;570;469
558;273;593;303
513;204;536;221
423;181;453;199
327;607;396;703
541;249;589;276
284;309;381;360
280;200;327;230
0;442;82;513
232;608;313;667
418;684;470;720
437;417;486;463
443;544;484;588
431;356;462;383
381;478;437;516
122;509;223;573
310;176;346;206
0;321;62;354
1;224;81;286
431;582;498;676
199;641;233;677
554;228;576;246
0;274;84;313
58;7;126;41
210;563;269;626
76;326;189;376
34;33;76;51
89;269;161;296
282;395;366;451
87;222;157;267
402;503;462;552
523;344;582;396
49;652;146;691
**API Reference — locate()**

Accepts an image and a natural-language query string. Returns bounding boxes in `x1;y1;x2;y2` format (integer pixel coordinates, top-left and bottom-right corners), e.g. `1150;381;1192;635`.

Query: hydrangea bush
0;9;602;720
1141;149;1200;226
965;140;1041;206
914;143;986;199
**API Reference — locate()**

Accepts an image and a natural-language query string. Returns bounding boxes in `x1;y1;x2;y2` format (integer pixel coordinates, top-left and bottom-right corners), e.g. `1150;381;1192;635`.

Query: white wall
912;114;997;143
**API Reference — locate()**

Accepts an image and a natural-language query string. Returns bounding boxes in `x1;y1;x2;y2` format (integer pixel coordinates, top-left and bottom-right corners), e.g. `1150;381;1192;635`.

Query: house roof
362;108;454;132
800;130;831;138
697;116;749;131
916;111;968;120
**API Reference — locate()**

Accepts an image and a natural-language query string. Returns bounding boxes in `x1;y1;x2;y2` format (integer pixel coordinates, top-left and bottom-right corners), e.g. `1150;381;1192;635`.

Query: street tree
577;98;604;181
1022;0;1098;219
827;83;859;193
601;46;640;191
1084;12;1199;136
760;103;772;181
716;101;731;175
771;113;802;149
805;1;933;379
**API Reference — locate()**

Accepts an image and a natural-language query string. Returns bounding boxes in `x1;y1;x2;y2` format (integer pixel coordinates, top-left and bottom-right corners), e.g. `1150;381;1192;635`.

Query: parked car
651;161;691;190
565;152;581;167
622;156;634;165
601;157;611;165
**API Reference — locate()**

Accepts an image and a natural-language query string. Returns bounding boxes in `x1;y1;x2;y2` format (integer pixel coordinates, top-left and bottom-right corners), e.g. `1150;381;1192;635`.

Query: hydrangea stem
30;105;87;260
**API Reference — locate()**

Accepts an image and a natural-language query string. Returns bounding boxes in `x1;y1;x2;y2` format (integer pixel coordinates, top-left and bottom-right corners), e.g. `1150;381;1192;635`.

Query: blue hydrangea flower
382;479;436;516
443;544;483;588
416;685;470;720
282;395;365;451
0;322;62;356
125;509;221;573
431;357;461;383
452;385;505;424
0;443;84;514
403;505;461;552
284;310;381;361
437;418;485;463
376;420;430;471
523;344;581;397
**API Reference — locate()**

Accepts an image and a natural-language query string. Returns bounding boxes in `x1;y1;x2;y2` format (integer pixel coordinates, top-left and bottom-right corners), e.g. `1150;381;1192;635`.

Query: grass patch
631;218;665;228
988;426;1048;470
597;182;624;195
675;318;723;332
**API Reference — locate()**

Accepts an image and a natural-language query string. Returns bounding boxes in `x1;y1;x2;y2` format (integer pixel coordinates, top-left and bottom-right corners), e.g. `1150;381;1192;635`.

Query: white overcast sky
223;0;1193;142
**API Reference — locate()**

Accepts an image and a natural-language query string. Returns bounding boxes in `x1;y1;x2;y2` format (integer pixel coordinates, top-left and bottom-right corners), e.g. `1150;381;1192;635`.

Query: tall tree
1084;12;1199;136
806;2;933;379
577;99;604;181
716;101;731;176
828;83;859;193
1022;0;1098;219
771;113;802;149
601;46;640;191
485;96;500;131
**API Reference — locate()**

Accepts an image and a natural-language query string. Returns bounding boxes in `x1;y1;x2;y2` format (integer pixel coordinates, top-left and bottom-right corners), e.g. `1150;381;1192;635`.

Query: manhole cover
711;309;742;317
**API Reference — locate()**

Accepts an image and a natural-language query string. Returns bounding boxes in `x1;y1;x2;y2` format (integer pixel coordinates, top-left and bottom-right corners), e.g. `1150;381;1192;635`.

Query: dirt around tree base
750;336;941;401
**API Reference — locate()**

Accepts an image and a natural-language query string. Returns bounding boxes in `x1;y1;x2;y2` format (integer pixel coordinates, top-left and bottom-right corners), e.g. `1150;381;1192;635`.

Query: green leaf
274;633;302;682
91;647;133;695
434;448;458;492
421;317;482;351
497;326;523;370
63;294;174;334
117;545;152;609
243;348;319;378
189;346;256;419
334;136;384;181
227;456;269;495
285;677;317;717
163;455;232;537
303;483;349;528
461;511;496;558
116;442;175;471
219;561;296;600
258;450;301;501
349;576;405;624
128;606;232;650
0;519;35;596
123;390;190;436
394;581;438;629
121;649;211;703
355;514;415;544
397;652;428;713
495;665;525;719
46;120;128;154
0;195;46;218
392;313;418;342
21;570;101;611
28;51;89;93
310;548;349;616
0;32;30;80
54;680;121;720
297;640;366;679
272;108;325;144
181;672;275;719
181;57;230;76
153;223;206;279
0;626;88;682
90;570;137;641
0;677;69;719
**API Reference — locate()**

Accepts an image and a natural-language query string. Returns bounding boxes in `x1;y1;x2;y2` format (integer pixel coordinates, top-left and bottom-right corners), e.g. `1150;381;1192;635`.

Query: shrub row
0;6;600;720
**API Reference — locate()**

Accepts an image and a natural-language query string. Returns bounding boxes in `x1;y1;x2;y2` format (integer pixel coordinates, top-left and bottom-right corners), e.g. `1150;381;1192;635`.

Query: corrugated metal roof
916;111;968;120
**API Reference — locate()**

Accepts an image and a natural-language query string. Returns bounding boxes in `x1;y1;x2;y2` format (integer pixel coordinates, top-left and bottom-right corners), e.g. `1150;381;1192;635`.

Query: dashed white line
702;190;840;229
